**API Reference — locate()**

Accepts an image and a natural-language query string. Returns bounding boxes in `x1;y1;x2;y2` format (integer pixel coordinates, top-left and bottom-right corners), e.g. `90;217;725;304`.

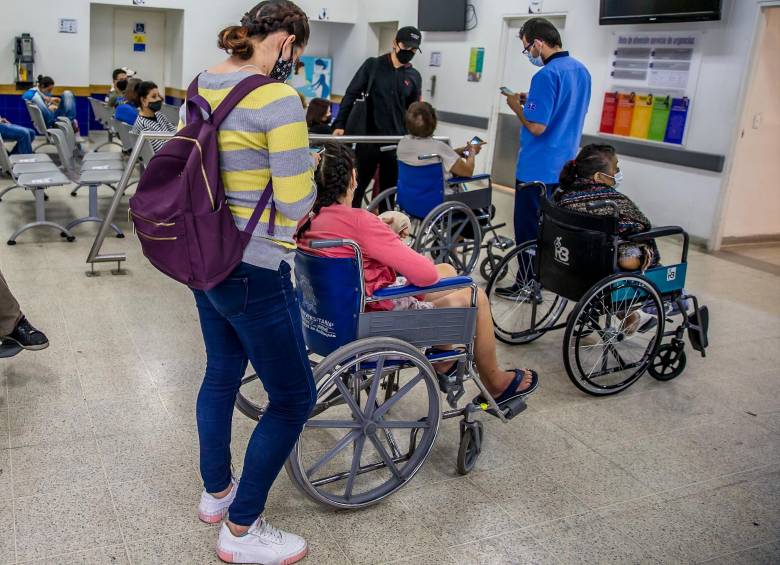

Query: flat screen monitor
599;0;722;25
418;0;467;32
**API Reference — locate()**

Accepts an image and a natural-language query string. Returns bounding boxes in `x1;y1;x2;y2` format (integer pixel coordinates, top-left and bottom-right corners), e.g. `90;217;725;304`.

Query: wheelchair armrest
625;226;689;263
310;239;349;249
369;276;474;301
448;174;491;185
517;181;547;196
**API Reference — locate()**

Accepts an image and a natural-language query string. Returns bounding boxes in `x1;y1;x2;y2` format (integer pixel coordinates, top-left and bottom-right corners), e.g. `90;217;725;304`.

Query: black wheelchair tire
563;273;665;396
648;343;687;381
485;242;567;345
456;420;483;475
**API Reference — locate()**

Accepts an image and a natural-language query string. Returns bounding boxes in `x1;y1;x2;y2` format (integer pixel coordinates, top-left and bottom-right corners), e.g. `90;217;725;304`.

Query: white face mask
602;170;623;189
525;42;544;67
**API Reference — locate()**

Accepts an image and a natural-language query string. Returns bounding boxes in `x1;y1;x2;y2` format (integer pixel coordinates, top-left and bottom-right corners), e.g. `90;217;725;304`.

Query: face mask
270;44;295;82
148;100;163;112
116;79;128;91
602;170;623;189
526;48;544;67
396;48;416;65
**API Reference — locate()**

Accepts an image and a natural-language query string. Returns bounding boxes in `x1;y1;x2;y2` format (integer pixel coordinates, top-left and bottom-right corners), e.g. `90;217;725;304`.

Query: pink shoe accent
199;509;228;524
282;545;308;565
217;547;236;563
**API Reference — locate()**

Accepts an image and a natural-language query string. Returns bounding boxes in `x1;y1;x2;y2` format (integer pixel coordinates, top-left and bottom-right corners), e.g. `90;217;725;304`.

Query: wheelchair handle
586;200;619;217
309;239;349;249
380;144;398;153
418;153;441;161
517;181;547;197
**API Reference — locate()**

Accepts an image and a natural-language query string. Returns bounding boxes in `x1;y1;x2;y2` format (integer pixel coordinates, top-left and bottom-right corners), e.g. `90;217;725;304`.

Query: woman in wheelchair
297;143;539;402
556;143;660;272
556;143;659;333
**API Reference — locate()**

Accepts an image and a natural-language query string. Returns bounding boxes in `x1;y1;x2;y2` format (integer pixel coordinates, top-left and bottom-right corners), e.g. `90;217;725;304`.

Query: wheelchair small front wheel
285;337;441;509
564;274;665;396
456;420;483;475
486;242;567;345
648;342;686;381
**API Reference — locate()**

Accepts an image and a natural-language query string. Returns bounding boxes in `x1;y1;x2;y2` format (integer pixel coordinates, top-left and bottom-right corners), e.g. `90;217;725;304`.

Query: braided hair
218;1;310;60
295;142;356;240
559;143;616;188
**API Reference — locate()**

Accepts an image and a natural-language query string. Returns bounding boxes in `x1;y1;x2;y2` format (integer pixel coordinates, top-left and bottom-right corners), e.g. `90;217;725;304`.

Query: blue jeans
0;122;36;154
513;180;557;246
30;90;77;128
192;261;316;526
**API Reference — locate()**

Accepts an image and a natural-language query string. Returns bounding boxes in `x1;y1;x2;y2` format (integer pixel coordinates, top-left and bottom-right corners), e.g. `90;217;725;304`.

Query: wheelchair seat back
295;249;362;357
397;162;445;219
537;198;619;302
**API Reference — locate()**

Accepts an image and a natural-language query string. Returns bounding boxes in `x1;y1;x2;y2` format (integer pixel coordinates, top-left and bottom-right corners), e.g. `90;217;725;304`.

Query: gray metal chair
113;119;139;153
88;97;124;152
24;101;57;153
47;128;124;238
160;102;180;127
54;120;123;197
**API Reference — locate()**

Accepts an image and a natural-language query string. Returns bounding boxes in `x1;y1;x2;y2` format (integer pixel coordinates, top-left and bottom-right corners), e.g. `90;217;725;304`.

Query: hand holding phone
499;86;514;96
309;146;326;155
469;136;486;146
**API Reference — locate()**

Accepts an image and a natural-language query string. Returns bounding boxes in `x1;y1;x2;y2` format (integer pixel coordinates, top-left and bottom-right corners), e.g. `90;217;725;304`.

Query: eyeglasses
518;32;532;54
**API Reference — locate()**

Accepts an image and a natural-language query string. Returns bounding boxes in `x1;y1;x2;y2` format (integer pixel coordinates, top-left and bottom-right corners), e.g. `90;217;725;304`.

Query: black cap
396;26;422;49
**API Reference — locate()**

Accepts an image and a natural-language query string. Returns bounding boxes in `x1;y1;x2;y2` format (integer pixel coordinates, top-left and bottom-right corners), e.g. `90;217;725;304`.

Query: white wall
0;0;91;86
89;4;114;85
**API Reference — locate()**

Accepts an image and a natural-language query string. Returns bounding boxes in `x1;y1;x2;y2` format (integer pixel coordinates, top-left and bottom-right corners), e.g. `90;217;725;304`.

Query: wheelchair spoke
306;430;360;479
367;431;402;480
305;419;362;429
344;434;366;500
373;372;424;419
364;355;386;419
333;373;366;421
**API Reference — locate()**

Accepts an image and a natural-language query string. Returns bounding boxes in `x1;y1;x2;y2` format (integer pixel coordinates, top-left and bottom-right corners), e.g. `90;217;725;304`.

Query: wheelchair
366;156;513;277
235;240;527;509
486;182;709;396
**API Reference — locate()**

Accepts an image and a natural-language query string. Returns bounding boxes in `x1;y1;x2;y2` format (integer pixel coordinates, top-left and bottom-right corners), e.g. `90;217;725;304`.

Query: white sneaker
198;478;237;524
624;309;657;337
216;516;308;565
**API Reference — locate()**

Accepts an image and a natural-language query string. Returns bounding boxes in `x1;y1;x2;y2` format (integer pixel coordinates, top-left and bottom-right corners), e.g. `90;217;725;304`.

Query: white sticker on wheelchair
554;236;570;266
302;311;336;338
666;267;677;282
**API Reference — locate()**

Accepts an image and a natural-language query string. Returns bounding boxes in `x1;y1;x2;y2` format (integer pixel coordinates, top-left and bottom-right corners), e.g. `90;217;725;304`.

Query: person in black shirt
333;26;422;207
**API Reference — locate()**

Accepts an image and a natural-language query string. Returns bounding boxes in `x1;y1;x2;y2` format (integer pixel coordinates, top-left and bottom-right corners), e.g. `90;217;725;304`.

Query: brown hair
405;101;437;138
123;78;143;106
559;144;616;188
306;98;331;127
218;1;310;61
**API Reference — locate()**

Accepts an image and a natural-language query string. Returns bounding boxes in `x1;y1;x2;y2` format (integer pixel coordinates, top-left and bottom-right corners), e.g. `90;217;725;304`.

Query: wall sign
58;19;78;34
468;47;484;82
599;32;701;146
429;51;442;67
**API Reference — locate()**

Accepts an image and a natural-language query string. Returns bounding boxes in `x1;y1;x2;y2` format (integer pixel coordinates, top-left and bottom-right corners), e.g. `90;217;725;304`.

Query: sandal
473;368;539;405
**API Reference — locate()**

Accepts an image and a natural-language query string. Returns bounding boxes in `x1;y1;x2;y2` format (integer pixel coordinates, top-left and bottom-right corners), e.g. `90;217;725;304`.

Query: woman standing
130;81;175;152
190;2;316;563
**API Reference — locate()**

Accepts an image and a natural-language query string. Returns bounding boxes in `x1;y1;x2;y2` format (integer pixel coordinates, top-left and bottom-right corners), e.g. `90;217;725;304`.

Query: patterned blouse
130;112;176;153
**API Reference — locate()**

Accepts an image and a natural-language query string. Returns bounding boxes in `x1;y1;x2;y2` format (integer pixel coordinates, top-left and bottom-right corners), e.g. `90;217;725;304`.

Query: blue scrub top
516;52;591;184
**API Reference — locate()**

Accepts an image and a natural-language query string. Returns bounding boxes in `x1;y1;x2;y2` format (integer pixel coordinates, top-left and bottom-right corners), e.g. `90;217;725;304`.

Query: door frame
710;1;780;250
486;11;568;178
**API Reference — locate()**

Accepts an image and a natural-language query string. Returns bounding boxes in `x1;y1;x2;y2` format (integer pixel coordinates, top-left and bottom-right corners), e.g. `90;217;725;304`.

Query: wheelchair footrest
474;395;528;421
687;304;709;355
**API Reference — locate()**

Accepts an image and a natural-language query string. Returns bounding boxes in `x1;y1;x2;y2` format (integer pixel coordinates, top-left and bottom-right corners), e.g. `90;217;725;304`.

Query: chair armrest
625;226;685;241
448;174;491;184
369;276;474;301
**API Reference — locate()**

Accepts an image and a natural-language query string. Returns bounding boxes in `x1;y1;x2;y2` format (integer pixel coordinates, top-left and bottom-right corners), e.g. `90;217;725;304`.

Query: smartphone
309;146;326;155
469;136;486;146
499;86;515;96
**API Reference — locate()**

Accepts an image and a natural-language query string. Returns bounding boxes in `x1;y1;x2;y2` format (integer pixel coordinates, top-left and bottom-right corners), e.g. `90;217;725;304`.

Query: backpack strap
242;180;276;238
210;74;277;128
185;74;212;125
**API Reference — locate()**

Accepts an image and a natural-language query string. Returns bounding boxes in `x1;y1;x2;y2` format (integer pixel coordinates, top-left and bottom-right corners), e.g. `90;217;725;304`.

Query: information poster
468;47;484;82
598;32;701;145
289;56;332;101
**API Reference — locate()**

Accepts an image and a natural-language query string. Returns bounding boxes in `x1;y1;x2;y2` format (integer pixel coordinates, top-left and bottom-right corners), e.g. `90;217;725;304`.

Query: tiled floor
0;139;778;564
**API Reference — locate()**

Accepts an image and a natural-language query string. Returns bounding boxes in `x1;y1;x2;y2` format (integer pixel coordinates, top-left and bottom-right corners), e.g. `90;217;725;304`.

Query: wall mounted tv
599;0;722;25
418;0;467;32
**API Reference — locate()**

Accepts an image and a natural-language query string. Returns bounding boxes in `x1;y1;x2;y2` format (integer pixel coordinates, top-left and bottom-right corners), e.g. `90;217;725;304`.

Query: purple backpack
129;73;276;290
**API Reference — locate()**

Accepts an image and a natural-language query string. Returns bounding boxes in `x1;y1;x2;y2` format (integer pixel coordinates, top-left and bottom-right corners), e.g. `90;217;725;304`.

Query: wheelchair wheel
563;274;665;396
414;201;481;275
486;242;567;345
456;420;483;475
285;337;441;509
366;187;399;213
648;341;686;381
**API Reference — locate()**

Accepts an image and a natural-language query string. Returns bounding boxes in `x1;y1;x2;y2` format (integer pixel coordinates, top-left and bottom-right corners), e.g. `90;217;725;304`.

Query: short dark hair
405;101;437;138
520;17;562;48
112;68;127;80
36;75;55;89
559;144;616;187
136;81;159;102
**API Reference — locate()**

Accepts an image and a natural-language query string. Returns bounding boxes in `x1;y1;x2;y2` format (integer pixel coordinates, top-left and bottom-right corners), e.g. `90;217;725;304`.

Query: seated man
0;115;36;155
555;143;659;271
397;101;482;182
0;268;48;355
296;143;539;404
22;75;79;132
106;68;130;109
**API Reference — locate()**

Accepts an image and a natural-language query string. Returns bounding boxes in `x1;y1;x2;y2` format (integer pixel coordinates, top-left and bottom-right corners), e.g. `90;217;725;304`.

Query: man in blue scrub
503;18;591;246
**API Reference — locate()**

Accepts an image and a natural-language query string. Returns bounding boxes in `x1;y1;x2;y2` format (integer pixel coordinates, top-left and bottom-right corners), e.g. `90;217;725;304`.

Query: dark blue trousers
513;180;558;246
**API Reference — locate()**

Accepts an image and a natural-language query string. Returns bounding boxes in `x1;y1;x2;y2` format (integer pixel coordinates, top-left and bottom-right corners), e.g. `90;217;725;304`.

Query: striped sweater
131;112;175;153
195;71;316;269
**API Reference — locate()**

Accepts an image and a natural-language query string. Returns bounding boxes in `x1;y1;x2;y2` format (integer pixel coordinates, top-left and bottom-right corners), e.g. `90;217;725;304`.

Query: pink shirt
301;204;440;310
